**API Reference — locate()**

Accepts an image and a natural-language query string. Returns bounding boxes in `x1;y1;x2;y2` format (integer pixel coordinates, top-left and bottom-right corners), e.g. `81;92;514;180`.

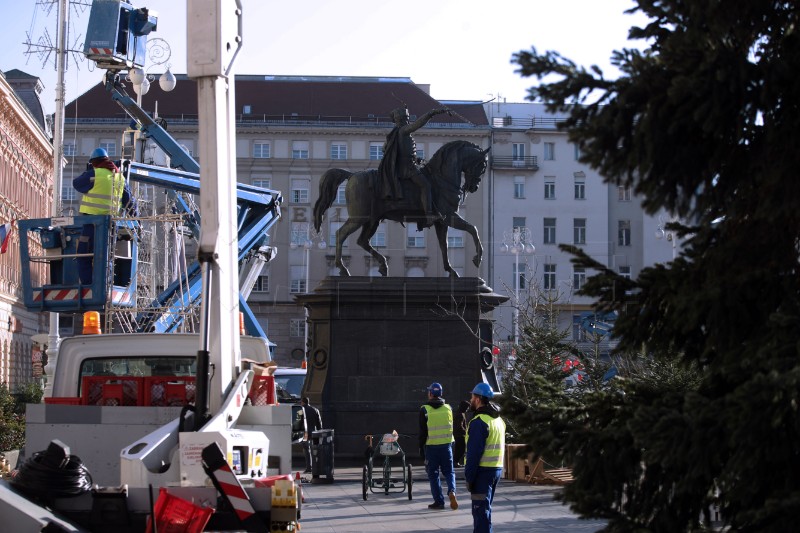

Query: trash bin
311;429;334;484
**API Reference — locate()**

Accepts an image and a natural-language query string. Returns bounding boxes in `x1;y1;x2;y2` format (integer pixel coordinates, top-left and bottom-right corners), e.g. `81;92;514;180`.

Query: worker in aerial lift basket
73;147;138;285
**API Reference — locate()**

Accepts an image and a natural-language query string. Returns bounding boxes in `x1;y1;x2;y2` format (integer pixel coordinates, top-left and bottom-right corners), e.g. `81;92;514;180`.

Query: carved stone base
295;276;507;458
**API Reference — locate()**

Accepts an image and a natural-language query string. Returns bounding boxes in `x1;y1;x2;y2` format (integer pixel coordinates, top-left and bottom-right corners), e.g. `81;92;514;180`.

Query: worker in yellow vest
73;147;138;284
464;382;505;533
419;382;458;510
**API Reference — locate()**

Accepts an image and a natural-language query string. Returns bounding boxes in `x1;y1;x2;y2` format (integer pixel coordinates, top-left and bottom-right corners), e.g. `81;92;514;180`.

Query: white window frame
336;184;347;204
512;143;525;160
289;266;307;294
513;262;527;291
369;223;387;248
330;143;347;160
543;264;556;290
513;176;525;199
618;186;632;201
252;178;271;189
447;230;464;248
574;218;586;244
63;142;76;156
290;222;310;247
292;141;309;159
252;274;269;292
289;318;304;337
99;141;117;157
618;220;631;246
407;226;425;248
253;142;271;158
544;178;555;199
543;218;556;244
619;266;632;280
574;178;585;200
369;143;384;160
573;143;582;161
291;178;310;204
543;142;555;161
573;267;586;291
61;183;77;201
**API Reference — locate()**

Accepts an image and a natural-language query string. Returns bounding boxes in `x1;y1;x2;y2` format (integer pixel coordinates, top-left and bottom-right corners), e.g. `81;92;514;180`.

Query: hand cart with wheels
361;432;413;501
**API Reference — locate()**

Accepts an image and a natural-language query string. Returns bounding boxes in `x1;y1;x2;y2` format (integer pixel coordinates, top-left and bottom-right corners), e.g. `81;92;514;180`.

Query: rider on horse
379;105;450;227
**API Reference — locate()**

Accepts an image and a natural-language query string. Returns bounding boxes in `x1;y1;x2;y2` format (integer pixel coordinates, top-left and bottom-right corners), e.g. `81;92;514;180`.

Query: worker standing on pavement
464;383;505;533
73;147;138;284
301;397;323;473
419;382;458;510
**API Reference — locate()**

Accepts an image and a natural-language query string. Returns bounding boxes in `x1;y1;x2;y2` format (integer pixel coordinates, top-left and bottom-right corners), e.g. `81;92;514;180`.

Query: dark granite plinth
295;277;507;458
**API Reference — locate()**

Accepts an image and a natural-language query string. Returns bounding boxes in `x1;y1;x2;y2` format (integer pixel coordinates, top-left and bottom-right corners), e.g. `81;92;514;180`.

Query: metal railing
491;156;539;170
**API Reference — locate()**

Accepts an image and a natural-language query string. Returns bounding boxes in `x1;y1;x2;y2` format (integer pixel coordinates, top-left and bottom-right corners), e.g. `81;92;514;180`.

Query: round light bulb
129;67;144;85
159;69;177;92
135;77;151;96
318;241;327;249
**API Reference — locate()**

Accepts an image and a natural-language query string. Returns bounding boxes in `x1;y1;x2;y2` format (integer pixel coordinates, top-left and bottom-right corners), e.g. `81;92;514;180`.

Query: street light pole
292;224;326;365
501;227;535;345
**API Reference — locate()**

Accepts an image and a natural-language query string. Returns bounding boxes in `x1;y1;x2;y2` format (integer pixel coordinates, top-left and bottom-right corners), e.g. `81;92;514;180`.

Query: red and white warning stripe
201;442;265;531
88;47;113;56
33;288;92;302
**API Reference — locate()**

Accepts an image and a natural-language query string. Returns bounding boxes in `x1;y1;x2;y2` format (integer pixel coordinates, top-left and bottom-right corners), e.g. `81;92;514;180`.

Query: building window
292;141;309;159
619;266;632;280
544;177;555;199
543;218;556;244
290;222;309;246
618;220;631;246
447;229;464;248
573;143;582;160
252;275;269;292
415;148;425;160
574;177;585;200
618;185;632;201
242;104;252;114
331;143;347;160
407;226;425;248
513;262;526;290
574;218;586;244
512;143;525;160
99;141;116;157
61;183;77;202
290;266;307;294
328;222;348;248
572;314;588;342
253;142;270;158
64;142;76;156
252;178;271;189
369;224;387;248
369;143;384;160
513;176;525;199
512;217;526;232
336;184;346;204
289;318;304;337
291;178;310;204
543;264;556;290
573;267;586;291
543;142;555;161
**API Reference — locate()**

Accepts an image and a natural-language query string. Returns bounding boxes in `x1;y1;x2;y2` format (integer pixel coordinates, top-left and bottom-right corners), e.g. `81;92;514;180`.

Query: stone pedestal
295;277;507;458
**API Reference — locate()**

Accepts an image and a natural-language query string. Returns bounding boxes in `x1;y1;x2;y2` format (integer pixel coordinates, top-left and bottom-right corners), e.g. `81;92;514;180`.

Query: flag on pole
0;222;12;254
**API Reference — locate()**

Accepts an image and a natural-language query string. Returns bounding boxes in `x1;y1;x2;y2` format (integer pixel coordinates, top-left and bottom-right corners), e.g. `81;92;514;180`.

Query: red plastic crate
143;377;196;406
44;397;82;405
81;376;143;406
146;487;214;533
248;375;276;405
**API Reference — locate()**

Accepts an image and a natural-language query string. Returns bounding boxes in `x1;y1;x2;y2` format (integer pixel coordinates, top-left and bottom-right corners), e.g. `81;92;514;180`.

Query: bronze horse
313;140;490;277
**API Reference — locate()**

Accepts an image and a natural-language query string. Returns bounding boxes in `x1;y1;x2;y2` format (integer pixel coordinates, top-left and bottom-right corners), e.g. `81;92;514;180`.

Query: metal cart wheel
383;458;391;495
362;465;369;501
407;464;413;500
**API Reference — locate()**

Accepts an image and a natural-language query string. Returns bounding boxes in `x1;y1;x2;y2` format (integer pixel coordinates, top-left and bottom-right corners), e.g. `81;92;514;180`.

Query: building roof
66;74;489;126
1;69;48;135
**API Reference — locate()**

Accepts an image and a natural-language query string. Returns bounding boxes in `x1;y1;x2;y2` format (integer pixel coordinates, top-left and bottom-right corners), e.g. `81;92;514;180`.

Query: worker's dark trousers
425;443;456;504
470;467;502;533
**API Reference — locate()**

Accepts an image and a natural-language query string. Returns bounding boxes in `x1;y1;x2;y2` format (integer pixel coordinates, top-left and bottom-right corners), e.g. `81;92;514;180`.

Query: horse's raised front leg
434;220;457;278
355;219;388;276
447;212;483;268
335;219;362;276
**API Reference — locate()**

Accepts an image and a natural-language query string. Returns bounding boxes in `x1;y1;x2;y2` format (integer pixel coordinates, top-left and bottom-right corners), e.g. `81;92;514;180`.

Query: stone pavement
295;465;605;532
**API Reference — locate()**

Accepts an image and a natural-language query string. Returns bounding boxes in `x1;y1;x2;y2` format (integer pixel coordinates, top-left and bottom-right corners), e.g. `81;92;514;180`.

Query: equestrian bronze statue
313;139;490;278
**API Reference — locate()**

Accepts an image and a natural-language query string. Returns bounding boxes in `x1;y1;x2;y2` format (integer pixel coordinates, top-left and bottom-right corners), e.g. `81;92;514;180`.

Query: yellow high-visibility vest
80;167;125;215
423;404;454;445
466;413;506;467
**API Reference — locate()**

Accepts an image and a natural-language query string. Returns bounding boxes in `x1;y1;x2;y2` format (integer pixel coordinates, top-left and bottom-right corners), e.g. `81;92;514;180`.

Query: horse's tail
313;168;352;232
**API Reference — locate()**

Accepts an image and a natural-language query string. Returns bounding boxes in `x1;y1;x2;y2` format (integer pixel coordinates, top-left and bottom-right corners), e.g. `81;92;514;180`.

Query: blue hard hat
427;382;443;397
471;382;494;399
90;147;108;160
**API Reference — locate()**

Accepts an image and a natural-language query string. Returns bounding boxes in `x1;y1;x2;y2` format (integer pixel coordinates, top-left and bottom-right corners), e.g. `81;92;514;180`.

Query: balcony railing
491;116;567;129
491;156;539;170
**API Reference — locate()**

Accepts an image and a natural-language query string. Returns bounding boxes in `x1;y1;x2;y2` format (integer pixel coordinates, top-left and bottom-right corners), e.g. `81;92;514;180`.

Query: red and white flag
0;221;12;254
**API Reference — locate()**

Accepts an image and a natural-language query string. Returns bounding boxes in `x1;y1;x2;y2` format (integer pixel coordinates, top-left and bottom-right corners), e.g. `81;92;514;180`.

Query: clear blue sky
0;0;647;115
